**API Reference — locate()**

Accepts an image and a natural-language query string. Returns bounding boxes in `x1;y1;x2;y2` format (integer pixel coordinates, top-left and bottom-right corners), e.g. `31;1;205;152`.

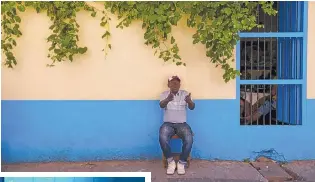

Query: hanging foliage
1;1;276;82
1;1;110;67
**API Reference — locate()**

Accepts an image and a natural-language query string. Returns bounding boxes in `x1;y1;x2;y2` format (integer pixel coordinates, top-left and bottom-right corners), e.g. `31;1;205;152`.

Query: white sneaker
177;162;186;175
166;160;176;175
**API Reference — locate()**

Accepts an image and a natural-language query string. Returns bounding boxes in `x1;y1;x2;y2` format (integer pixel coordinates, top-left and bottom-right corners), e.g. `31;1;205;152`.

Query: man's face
168;79;180;93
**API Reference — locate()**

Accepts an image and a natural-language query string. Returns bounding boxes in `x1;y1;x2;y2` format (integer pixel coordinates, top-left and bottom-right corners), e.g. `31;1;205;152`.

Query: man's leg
159;122;177;174
159;122;175;160
175;123;193;164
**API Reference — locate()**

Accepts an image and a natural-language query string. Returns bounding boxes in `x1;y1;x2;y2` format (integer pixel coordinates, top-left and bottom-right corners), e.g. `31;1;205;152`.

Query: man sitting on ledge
159;75;195;175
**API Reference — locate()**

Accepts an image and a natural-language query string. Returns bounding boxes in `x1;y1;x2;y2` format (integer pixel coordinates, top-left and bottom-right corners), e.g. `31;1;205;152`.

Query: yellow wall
307;2;315;99
1;2;235;100
2;2;314;100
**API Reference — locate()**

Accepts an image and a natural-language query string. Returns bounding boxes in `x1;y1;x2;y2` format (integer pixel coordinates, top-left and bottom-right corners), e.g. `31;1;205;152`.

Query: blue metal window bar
237;1;308;126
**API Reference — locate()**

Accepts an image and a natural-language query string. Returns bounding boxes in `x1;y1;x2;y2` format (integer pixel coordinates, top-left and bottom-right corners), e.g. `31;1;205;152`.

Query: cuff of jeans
167;157;174;163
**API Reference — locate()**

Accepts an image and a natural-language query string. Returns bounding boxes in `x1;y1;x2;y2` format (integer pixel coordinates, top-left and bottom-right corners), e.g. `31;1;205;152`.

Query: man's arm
185;92;195;110
187;100;195;110
160;98;171;108
160;92;173;108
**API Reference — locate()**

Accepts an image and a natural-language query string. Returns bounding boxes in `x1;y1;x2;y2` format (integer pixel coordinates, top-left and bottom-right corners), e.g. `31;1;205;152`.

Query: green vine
1;1;110;67
1;1;276;82
104;1;276;82
1;1;24;68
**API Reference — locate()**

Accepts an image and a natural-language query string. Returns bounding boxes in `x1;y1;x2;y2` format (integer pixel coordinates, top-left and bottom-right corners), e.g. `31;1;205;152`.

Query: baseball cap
168;75;181;82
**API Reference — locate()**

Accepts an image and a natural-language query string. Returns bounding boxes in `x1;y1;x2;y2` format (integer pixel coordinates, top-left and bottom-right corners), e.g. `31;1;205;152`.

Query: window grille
238;1;307;126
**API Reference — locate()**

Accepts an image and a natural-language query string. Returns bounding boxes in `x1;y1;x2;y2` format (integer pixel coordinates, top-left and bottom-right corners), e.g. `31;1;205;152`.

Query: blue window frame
237;1;308;125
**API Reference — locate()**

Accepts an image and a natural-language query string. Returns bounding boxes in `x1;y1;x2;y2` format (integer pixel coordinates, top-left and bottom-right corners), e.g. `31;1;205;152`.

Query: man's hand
185;93;195;110
166;93;174;102
160;93;174;108
185;93;192;103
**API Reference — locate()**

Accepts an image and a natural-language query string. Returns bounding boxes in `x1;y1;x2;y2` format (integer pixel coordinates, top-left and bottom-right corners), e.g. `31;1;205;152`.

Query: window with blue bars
238;1;307;126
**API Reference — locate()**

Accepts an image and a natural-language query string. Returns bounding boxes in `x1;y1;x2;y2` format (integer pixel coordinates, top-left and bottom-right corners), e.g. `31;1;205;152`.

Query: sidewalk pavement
2;160;315;182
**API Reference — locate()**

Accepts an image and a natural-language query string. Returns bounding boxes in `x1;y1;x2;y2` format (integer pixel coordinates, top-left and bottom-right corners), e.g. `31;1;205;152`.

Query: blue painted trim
302;2;308;124
236;40;241;119
239;32;303;38
239;79;303;85
277;2;283;122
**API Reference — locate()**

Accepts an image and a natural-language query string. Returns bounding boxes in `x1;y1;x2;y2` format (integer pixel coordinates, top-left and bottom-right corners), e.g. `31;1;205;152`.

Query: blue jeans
159;122;193;164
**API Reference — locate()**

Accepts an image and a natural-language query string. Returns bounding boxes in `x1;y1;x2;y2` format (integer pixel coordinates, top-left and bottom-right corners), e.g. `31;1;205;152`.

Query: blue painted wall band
2;99;315;163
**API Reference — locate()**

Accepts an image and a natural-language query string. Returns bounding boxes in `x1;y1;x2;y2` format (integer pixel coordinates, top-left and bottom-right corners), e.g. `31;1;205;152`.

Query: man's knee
178;123;192;134
159;124;173;142
178;124;193;144
184;133;193;145
159;132;168;143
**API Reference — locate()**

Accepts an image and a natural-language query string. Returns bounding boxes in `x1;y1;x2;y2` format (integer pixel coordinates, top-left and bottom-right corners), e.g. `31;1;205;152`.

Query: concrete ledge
2;160;268;182
282;161;315;181
251;162;292;181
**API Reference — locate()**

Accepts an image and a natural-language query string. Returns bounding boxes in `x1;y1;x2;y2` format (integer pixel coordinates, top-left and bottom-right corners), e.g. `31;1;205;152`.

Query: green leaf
174;54;181;60
78;47;88;54
61;37;70;46
100;22;106;27
47;34;56;41
13;58;17;65
14;16;21;23
35;7;40;13
91;11;96;17
171;36;175;44
5;51;14;59
49;24;55;30
54;49;61;54
69;55;73;61
193;39;199;44
17;5;25;12
176;62;182;66
102;31;110;39
142;23;146;29
6;44;13;49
